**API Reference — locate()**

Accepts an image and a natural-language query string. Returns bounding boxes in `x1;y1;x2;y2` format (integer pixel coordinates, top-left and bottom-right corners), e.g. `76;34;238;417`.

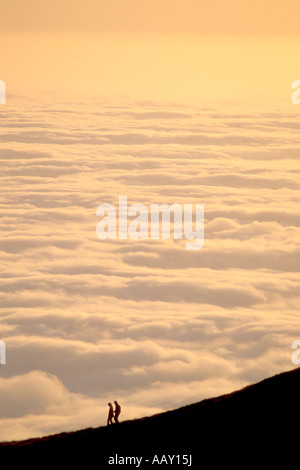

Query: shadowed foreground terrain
1;367;299;467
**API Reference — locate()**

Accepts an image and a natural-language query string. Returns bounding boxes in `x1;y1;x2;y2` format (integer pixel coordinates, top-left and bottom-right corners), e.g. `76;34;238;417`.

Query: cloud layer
0;99;299;441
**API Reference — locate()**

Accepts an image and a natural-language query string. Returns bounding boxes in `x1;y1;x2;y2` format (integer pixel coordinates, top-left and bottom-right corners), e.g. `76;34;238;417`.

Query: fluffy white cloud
0;99;299;441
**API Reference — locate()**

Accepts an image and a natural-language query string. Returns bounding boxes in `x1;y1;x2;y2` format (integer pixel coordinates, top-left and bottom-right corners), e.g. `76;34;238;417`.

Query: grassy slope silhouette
0;367;299;467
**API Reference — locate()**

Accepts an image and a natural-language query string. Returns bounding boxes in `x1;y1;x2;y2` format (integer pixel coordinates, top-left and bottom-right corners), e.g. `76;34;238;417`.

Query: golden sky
0;33;299;104
1;0;300;103
1;0;300;36
1;0;300;443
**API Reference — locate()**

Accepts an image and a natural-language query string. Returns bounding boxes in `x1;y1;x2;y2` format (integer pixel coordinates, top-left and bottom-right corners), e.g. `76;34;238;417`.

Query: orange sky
1;1;300;103
1;0;300;36
1;33;299;105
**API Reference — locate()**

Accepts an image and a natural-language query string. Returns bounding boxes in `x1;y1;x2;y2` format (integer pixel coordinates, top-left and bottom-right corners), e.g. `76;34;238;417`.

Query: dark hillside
1;367;299;467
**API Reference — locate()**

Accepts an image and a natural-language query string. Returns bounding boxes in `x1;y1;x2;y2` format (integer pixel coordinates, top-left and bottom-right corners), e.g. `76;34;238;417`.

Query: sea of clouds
0;99;299;440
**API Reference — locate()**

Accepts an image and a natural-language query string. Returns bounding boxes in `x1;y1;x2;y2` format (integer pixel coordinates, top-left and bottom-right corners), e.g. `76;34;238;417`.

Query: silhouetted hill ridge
1;367;299;467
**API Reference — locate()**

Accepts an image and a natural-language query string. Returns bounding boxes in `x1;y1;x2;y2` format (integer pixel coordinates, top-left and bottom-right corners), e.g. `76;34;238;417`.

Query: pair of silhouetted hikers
107;401;121;425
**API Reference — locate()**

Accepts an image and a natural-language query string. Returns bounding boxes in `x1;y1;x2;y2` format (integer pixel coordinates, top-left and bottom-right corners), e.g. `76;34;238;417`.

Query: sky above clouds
1;0;300;442
1;0;300;35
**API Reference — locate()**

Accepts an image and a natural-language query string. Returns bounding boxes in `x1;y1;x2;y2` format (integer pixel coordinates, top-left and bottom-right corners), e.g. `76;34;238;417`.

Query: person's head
108;402;112;407
114;401;118;405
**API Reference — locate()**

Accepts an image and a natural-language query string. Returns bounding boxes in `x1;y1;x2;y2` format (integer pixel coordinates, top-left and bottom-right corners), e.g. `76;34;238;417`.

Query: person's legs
107;416;113;425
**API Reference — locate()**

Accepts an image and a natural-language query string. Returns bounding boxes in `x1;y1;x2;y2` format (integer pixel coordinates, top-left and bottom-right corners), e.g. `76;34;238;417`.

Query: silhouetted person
107;402;114;426
114;401;121;423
